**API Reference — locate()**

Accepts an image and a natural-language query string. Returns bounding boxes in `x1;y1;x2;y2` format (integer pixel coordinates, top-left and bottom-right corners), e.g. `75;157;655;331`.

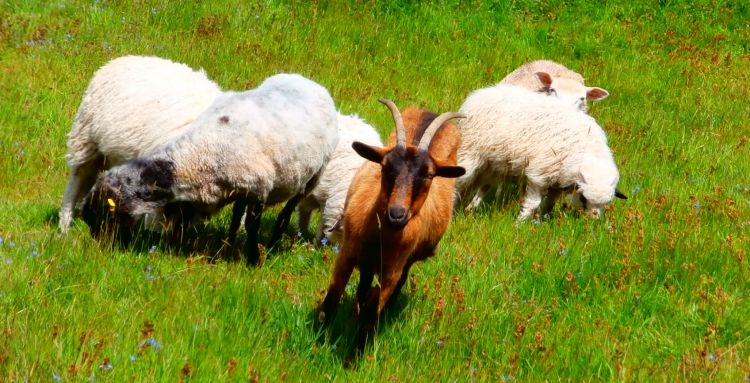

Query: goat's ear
614;188;628;200
352;141;388;164
586;87;609;101
435;166;466;179
433;158;466;178
535;72;553;88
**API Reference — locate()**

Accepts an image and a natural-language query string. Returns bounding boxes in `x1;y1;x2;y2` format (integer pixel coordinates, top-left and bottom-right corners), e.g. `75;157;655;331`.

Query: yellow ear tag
107;198;116;212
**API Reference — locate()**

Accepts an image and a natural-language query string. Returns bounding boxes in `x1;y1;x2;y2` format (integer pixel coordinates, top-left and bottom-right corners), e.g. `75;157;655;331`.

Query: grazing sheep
455;84;626;220
500;60;609;112
318;99;465;348
81;73;339;263
296;114;383;244
59;55;222;233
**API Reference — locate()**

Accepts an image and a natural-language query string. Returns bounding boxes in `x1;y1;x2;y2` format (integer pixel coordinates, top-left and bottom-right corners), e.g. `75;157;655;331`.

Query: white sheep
59;55;222;232
500;60;609;112
455;84;626;220
80;73;339;263
296;113;383;244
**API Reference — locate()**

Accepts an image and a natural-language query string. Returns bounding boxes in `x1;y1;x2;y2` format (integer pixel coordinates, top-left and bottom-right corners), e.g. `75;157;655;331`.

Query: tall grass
1;0;748;381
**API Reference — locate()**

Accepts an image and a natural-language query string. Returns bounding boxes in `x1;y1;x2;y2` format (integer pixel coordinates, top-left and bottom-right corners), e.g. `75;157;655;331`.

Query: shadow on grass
51;206;303;265
310;290;410;368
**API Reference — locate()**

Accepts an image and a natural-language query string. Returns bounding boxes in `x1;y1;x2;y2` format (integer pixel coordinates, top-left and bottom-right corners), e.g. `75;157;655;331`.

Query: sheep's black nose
387;206;409;228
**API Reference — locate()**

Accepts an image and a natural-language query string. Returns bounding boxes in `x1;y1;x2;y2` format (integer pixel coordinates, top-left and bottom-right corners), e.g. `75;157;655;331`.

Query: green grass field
1;0;749;381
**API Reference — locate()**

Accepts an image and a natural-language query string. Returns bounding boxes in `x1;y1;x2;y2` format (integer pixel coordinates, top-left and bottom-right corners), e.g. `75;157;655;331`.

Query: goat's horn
417;112;465;151
378;98;406;148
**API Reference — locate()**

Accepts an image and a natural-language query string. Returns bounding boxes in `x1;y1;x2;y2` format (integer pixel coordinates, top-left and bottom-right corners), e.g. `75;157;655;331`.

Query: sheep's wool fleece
160;73;339;207
66;55;222;167
456;84;618;198
297;114;383;241
499;59;585;89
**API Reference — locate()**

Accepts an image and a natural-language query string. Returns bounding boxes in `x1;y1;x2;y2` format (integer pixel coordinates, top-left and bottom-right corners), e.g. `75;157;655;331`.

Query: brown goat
317;99;465;346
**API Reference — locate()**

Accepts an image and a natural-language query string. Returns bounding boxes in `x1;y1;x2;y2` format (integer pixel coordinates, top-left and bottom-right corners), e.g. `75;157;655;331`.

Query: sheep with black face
81;73;339;263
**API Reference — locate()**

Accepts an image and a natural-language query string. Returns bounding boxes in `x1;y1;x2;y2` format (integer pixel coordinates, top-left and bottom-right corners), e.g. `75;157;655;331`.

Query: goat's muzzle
386;205;409;228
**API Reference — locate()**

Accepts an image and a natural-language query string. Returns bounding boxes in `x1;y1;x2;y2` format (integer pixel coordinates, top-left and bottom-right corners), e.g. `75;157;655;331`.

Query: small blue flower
17;149;25;156
148;337;162;349
631;185;641;194
436;339;444;346
532;219;541;225
693;202;702;210
320;238;328;246
296;231;302;238
31;250;39;257
708;353;716;362
53;373;61;381
297;255;303;261
560;249;567;255
31;241;36;247
145;265;153;272
129;354;136;361
9;242;15;248
148;245;157;254
332;245;340;254
575;272;582;279
331;344;337;352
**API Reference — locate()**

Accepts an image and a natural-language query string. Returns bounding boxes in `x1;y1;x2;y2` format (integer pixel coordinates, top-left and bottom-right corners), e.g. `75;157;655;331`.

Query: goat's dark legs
318;244;357;324
244;201;264;265
355;267;374;315
268;194;303;249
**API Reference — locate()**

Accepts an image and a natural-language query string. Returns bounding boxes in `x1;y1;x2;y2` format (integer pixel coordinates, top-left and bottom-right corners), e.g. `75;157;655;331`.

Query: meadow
1;0;749;381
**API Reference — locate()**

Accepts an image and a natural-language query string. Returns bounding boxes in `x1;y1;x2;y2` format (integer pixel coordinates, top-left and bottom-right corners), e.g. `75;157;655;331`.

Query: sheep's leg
318;246;356;324
465;183;491;211
227;199;247;246
518;182;544;221
59;158;102;232
243;201;264;265
539;188;562;216
268;194;303;249
297;205;312;238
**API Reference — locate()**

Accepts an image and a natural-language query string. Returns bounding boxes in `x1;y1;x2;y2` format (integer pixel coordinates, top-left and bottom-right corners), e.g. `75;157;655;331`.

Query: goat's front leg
318;247;356;324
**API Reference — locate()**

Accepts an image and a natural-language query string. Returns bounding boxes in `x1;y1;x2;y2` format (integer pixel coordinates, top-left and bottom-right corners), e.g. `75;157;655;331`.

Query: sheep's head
535;72;609;112
81;158;176;240
352;99;465;229
572;170;627;218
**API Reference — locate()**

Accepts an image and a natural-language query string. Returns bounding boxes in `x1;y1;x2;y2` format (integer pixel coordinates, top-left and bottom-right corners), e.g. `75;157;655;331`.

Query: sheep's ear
140;159;175;189
352;141;388;164
535;72;553;88
614;189;628;200
586;87;609;101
